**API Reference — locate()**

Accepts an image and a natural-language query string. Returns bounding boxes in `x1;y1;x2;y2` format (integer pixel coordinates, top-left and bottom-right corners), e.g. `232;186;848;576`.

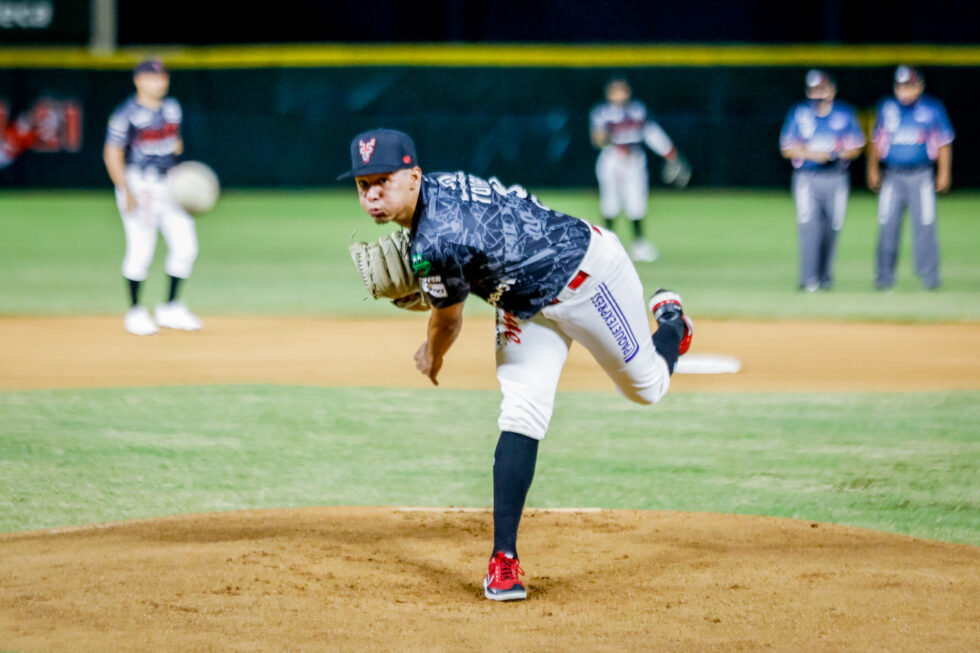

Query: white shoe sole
157;322;202;331
483;578;527;601
125;327;158;336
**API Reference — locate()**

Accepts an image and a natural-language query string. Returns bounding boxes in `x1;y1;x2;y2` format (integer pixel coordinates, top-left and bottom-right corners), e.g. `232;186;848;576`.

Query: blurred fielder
779;70;865;292
589;77;690;263
103;58;201;335
341;128;693;602
867;65;954;291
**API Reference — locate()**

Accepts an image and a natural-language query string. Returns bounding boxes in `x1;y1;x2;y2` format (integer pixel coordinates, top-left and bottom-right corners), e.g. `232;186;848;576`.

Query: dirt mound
2;316;978;651
0;507;976;652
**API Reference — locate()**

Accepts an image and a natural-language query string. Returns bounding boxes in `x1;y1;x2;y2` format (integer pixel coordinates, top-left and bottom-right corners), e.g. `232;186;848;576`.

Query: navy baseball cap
133;58;167;75
805;69;834;90
894;65;923;85
338;128;418;180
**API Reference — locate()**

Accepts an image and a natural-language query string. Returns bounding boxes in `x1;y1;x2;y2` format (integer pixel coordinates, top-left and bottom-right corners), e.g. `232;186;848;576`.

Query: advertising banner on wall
0;0;88;44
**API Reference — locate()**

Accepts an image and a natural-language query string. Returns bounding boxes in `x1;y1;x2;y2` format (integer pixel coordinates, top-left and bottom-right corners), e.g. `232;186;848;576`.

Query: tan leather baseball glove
349;230;430;311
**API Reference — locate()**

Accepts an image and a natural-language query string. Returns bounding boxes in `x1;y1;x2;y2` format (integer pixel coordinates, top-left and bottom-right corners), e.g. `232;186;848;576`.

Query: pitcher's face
356;168;421;225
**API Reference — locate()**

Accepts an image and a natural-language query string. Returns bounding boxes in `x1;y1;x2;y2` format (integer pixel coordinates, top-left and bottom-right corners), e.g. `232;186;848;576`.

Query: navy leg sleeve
652;317;685;374
492;431;539;559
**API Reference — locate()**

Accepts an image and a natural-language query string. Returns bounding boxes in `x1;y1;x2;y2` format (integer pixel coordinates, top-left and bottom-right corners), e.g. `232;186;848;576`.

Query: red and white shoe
649;288;694;355
483;551;526;601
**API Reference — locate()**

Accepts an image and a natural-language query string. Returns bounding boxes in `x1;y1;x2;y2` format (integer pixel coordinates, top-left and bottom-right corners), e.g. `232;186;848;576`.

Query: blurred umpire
779;70;865;292
867;66;955;291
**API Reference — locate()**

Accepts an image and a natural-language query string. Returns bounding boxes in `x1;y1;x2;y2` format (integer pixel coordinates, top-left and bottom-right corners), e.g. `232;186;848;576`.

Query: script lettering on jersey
135;123;179;155
487;278;516;307
591;283;639;363
495;310;522;348
436;172;549;211
891;128;925;146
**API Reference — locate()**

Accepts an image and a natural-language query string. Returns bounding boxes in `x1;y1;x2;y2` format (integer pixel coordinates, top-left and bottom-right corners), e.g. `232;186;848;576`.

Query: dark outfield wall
1;65;977;189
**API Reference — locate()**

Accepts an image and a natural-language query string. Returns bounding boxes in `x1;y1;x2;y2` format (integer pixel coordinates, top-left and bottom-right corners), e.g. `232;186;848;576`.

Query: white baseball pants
596;147;649;221
495;224;671;440
117;166;198;282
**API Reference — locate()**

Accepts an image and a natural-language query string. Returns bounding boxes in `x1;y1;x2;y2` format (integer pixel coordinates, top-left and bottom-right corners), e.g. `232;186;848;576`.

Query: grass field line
394;506;603;513
17;506;606;537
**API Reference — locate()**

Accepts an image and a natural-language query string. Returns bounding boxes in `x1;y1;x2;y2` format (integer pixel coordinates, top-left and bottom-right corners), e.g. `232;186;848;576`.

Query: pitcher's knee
620;383;666;406
498;397;552;441
618;367;671;405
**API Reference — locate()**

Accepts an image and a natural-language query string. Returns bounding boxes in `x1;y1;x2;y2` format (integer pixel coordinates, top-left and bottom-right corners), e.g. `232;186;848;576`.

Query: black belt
884;164;932;173
796;165;847;175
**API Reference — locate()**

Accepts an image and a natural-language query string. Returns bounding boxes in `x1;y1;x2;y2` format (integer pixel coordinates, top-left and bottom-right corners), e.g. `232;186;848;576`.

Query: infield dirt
1;316;978;652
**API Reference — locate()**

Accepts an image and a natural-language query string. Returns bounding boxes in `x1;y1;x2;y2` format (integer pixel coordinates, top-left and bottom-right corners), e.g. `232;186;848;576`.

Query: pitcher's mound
1;507;977;652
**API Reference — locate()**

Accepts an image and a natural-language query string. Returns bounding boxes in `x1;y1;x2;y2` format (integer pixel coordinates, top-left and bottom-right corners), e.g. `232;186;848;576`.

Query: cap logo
359;138;376;163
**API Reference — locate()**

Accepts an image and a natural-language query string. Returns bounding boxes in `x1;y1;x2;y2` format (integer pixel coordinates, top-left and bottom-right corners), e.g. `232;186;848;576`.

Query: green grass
1;386;977;545
1;189;977;547
0;188;978;321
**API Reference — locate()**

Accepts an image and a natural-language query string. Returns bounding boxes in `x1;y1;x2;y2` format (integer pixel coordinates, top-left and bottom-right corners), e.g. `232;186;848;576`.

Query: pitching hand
414;340;441;385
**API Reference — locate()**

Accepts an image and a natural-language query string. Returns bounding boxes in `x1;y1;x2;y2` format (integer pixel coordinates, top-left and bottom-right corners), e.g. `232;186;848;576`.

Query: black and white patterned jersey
105;96;182;172
590;99;649;153
409;172;591;319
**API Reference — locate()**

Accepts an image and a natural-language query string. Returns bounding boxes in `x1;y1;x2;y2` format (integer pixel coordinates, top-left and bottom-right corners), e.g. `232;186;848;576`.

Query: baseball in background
0;1;977;650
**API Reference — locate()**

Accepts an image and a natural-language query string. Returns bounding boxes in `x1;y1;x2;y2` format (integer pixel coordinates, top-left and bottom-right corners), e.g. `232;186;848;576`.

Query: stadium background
2;0;979;188
1;2;978;650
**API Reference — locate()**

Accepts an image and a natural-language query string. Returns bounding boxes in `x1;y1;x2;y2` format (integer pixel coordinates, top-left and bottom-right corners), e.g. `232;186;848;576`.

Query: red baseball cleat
483;551;526;601
649;289;694;355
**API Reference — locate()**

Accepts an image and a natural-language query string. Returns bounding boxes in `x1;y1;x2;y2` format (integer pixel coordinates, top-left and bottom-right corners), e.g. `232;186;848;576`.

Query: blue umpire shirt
779;100;866;172
872;95;955;168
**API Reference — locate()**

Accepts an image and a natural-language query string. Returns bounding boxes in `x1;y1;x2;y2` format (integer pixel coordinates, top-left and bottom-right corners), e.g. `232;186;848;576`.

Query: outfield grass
0;188;978;321
1;386;977;545
1;189;977;547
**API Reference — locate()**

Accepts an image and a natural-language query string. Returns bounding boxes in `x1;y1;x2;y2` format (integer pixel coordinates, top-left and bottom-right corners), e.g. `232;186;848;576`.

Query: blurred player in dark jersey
104;58;201;335
589;77;686;262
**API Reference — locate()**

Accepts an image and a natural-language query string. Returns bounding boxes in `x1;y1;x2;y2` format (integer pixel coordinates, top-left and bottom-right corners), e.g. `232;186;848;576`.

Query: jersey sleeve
589;105;607;133
642;119;674;157
931;99;955;146
105;107;130;148
416;244;471;309
870;100;889;157
779;106;802;150
163;98;183;138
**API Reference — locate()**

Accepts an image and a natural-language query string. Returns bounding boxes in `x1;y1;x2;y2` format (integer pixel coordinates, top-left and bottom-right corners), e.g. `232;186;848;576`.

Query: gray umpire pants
792;170;849;289
876;167;940;289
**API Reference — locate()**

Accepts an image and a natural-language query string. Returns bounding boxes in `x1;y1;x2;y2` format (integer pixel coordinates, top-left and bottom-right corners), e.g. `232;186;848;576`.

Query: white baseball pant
495;224;671;440
117;166;198;282
596;147;649;221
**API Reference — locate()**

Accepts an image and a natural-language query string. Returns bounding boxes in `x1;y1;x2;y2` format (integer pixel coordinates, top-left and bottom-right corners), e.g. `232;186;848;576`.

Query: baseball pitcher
867;65;954;291
779;70;865;292
103;58;201;335
589;77;690;263
341;129;693;602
